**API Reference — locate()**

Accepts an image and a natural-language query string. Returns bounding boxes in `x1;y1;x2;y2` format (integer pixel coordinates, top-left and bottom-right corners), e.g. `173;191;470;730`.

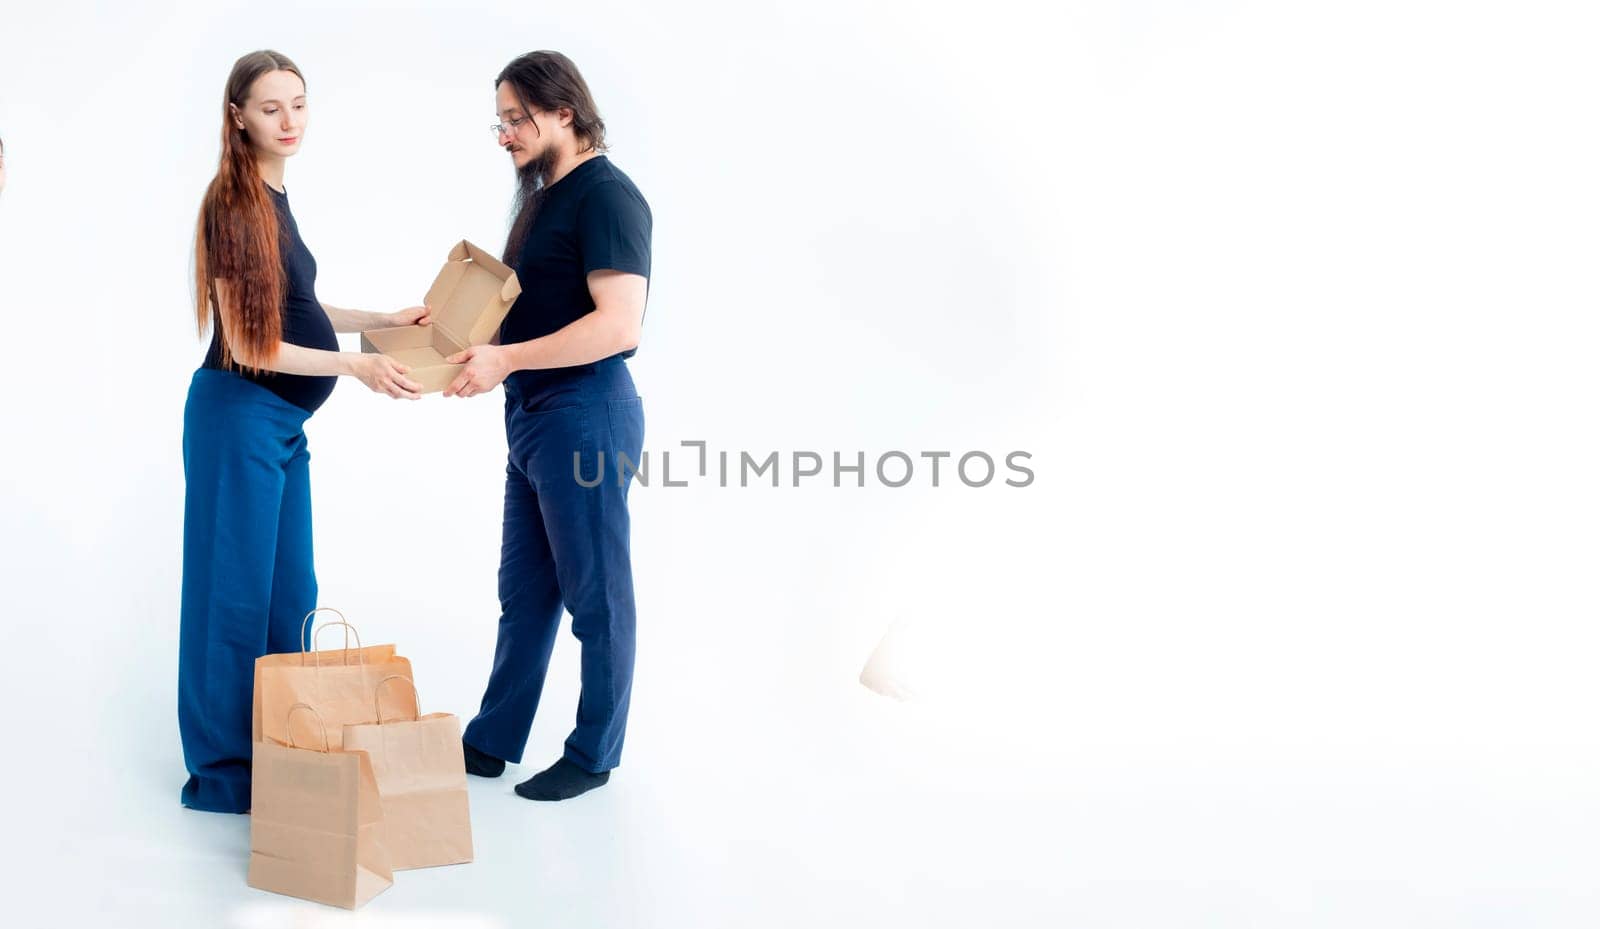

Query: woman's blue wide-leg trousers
464;356;646;774
177;369;316;813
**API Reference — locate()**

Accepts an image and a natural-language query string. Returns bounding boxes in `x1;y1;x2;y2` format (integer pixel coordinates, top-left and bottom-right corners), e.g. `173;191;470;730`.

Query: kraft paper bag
342;675;474;870
248;704;393;910
253;610;413;751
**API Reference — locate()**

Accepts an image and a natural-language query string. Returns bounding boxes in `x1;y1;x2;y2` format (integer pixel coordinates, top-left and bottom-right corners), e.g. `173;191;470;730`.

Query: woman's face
233;69;307;159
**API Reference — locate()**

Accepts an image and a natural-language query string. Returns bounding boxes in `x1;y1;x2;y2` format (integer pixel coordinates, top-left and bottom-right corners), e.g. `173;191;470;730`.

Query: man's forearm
505;309;640;372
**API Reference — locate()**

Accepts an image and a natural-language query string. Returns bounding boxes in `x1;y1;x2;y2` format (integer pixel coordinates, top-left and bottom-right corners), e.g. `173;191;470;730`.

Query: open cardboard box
360;240;522;393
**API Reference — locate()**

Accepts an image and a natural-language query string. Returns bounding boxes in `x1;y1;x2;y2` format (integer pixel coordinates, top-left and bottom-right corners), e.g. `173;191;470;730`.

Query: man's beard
504;144;557;264
515;143;558;192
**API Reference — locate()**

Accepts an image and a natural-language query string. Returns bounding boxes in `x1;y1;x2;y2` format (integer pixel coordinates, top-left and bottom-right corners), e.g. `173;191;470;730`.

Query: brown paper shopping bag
342;675;474;870
254;609;414;751
248;704;394;909
253;609;406;743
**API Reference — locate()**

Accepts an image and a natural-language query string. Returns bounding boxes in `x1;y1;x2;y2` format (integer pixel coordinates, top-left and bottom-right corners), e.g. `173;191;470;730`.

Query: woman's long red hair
193;50;303;371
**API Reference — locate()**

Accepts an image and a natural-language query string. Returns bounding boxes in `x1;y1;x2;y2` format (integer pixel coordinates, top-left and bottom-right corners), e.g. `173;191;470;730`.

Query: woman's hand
349;353;423;400
386;305;431;328
443;344;512;398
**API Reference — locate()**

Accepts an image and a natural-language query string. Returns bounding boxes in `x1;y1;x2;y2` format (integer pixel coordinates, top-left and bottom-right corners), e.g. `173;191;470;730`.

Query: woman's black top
203;184;338;413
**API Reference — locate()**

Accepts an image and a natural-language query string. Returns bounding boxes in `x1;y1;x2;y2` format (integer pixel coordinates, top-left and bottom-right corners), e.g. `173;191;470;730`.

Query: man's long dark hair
499;50;609;264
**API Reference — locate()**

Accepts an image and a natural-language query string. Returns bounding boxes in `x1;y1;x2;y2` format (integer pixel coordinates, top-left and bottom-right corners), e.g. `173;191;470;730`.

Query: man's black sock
463;738;505;778
514;757;611;801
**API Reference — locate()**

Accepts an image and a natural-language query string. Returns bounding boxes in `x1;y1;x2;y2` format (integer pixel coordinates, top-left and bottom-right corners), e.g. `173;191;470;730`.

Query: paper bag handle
373;674;422;723
299;607;346;648
306;619;367;669
286;702;330;753
297;608;366;667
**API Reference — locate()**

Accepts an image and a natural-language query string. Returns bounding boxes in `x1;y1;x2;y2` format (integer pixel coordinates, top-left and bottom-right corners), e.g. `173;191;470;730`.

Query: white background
1;1;1597;926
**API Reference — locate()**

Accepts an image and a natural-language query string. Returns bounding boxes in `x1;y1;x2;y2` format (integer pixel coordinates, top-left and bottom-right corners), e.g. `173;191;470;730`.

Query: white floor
11;674;1072;927
12;650;1600;927
8;465;1599;926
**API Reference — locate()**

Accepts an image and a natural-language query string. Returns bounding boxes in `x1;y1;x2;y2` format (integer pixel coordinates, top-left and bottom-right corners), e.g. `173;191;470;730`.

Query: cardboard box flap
424;240;523;349
359;239;523;393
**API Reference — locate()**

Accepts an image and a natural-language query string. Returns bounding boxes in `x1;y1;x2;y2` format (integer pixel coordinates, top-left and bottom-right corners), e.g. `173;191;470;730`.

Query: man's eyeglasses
490;115;532;138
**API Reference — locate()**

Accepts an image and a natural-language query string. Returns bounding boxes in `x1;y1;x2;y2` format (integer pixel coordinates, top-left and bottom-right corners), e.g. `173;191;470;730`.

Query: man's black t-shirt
500;155;652;382
203;184;339;413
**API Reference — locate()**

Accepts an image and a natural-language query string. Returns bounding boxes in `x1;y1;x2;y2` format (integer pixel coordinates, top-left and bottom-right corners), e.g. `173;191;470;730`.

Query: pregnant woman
178;49;426;813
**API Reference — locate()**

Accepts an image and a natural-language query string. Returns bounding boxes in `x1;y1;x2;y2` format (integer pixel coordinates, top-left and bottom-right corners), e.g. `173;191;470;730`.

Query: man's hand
443;344;512;398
